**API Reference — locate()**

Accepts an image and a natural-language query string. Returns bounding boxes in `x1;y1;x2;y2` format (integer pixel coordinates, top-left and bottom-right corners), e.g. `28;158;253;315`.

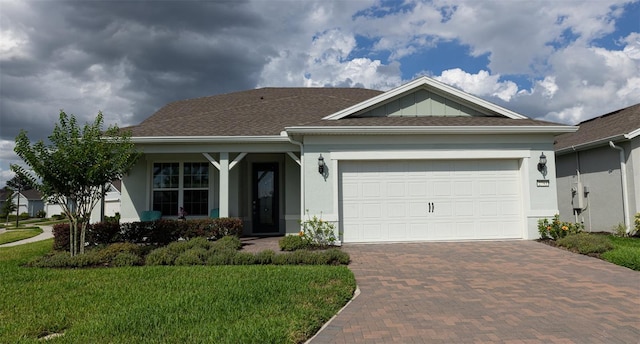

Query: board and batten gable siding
302;133;558;241
356;88;487;118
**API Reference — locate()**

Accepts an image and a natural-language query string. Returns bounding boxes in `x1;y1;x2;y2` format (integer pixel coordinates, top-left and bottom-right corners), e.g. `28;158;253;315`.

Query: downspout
609;141;630;233
287;134;305;228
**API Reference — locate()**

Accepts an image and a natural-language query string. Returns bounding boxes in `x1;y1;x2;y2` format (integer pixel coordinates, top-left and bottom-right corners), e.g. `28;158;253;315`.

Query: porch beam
229;152;248;170
219;152;229;217
286;151;301;166
202;153;220;170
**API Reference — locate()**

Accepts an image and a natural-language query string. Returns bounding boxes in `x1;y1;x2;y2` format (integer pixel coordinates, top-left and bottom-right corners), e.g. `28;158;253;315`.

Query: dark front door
252;163;279;233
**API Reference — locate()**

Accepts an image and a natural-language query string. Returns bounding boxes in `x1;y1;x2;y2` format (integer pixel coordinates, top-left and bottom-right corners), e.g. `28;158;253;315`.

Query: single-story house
555;103;640;233
120;76;576;243
12;189;44;217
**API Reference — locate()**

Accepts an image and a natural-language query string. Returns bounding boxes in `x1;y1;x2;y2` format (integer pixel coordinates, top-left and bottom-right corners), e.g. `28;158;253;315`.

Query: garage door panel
454;201;474;216
388;182;406;197
340;159;523;242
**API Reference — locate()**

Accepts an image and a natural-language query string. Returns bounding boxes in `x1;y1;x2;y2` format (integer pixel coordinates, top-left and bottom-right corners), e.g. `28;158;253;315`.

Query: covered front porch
120;138;303;236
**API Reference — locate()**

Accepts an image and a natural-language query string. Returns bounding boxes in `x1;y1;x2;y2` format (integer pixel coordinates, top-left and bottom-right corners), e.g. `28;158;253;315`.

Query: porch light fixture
318;154;325;174
537;152;547;178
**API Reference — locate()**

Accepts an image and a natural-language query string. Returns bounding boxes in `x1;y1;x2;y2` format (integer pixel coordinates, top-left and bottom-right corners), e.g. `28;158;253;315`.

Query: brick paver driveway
310;241;639;343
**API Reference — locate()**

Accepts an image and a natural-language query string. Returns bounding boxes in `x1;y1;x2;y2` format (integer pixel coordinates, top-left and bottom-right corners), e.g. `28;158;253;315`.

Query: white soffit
322;76;528;120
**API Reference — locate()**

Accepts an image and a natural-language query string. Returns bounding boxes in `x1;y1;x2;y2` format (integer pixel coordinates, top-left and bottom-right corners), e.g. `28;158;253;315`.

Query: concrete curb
305;286;361;344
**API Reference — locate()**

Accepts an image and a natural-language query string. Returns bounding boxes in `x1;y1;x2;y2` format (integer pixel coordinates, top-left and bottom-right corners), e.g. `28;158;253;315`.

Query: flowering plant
299;210;337;248
538;214;583;240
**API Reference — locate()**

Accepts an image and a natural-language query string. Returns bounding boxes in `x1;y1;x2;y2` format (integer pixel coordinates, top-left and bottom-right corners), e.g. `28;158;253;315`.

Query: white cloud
435;69;519;101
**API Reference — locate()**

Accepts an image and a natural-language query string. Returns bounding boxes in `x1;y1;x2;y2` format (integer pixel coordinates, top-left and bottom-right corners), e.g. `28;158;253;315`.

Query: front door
252;163;279;233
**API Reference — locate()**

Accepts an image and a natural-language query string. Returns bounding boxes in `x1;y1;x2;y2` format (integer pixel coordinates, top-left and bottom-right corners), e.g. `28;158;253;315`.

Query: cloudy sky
1;0;639;187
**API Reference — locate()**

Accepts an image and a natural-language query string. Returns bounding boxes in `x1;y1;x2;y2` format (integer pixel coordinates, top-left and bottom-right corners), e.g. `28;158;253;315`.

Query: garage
339;159;524;242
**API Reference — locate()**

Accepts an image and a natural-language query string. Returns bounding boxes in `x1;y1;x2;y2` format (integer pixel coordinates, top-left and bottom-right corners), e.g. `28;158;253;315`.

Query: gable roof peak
323;75;527;120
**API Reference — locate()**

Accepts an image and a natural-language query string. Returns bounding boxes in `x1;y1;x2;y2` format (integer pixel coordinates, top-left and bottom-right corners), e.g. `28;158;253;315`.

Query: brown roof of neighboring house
554;103;640;152
124;88;384;137
19;189;43;200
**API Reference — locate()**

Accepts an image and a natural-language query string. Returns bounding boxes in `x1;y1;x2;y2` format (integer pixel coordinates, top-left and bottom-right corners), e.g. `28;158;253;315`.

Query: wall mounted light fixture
318;154;325;174
537;152;547;178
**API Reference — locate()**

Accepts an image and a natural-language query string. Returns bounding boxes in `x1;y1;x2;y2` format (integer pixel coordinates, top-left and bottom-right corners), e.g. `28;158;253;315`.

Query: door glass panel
257;170;274;225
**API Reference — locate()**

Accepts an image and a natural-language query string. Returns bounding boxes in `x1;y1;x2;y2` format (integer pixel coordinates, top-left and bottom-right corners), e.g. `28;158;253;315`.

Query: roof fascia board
624;128;640;139
285;125;578;135
556;134;628;155
131;136;290;144
322;76;527;120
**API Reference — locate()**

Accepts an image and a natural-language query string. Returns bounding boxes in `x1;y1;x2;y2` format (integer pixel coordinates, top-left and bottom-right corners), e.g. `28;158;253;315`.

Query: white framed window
152;162;209;216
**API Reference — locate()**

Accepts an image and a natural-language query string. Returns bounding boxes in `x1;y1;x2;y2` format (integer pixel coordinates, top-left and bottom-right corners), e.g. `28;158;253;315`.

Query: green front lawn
601;235;640;271
0;228;43;245
0;240;356;343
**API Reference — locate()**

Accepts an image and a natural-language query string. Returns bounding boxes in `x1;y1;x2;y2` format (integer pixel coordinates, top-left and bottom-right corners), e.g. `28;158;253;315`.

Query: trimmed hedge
53;217;243;251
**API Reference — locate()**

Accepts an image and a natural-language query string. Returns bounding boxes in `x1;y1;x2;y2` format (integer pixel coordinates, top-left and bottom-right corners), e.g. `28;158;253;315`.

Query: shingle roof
19;189;43;200
125;88;383;137
554;103;640;151
124;87;568;138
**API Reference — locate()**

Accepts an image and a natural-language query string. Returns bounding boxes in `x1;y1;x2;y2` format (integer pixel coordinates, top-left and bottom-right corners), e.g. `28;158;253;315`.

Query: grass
0;228;43;245
551;233;640;271
601;235;640;271
0;240;356;343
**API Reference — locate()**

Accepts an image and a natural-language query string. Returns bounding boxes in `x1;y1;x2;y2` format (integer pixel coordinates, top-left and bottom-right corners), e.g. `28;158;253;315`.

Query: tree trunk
79;221;86;255
15;195;20;228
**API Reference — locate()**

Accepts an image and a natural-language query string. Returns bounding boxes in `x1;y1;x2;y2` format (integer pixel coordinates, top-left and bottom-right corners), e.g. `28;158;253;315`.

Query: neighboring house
554;103;640;233
0;188;11;211
120;76;576;242
12;189;44;217
90;179;122;223
45;180;122;221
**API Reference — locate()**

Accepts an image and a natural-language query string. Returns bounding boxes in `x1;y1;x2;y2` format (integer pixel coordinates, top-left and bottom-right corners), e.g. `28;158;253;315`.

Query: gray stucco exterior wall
556;139;637;232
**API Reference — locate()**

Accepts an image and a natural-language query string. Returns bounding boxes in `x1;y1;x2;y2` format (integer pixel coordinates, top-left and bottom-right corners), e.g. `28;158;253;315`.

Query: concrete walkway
310;240;640;344
0;225;54;247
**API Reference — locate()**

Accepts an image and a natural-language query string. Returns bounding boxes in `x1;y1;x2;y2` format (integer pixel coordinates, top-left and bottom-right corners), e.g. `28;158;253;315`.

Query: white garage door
339;159;523;242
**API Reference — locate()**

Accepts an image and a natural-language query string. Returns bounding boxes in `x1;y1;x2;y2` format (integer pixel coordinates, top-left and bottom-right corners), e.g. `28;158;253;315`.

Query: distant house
45;180;122;222
12;189;44;217
554;103;640;233
118;76;576;242
0;188;12;211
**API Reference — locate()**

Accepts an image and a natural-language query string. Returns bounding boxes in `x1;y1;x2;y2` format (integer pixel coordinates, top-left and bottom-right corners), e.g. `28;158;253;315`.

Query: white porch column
219;152;230;217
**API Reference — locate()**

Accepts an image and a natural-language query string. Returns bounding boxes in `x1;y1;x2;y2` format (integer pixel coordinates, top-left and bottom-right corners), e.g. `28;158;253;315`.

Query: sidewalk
0;225;54;248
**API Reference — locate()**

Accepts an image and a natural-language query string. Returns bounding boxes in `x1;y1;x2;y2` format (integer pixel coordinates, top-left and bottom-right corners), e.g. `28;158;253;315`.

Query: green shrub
96;242;141;263
255;249;276;264
300;211;338;248
271;249;350;265
279;235;308;251
232;252;257;265
602;247;640;271
557;233;614;254
175;247;208;265
112;252;142;267
538;214;583;240
145;247;178;266
206;250;237;265
634;213;640;236
213;235;242;251
36;210;46;218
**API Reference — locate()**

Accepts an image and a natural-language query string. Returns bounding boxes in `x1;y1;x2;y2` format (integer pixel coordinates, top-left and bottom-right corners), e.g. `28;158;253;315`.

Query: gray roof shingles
554;103;640;151
124;87;566;137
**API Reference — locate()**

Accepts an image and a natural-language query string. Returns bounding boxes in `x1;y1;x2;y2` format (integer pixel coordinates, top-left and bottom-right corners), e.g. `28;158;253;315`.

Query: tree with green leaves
6;174;31;227
12;111;139;256
1;189;17;224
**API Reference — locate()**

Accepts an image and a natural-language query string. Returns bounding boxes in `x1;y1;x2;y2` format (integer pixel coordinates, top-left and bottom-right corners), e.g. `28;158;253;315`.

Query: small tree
1;190;17;223
6;174;31;227
12;111;139;256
